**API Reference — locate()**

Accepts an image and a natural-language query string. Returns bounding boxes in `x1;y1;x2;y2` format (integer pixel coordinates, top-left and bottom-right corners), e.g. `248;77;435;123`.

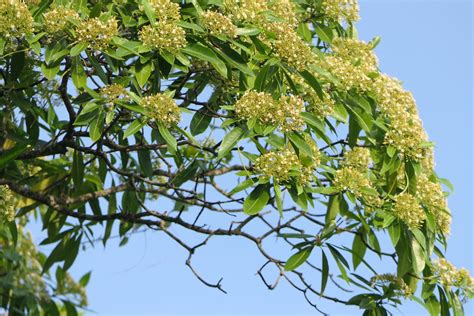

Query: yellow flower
331;38;378;74
0;185;15;222
43;6;80;34
269;0;299;28
201;10;237;38
0;0;33;39
278;95;305;132
255;144;318;185
223;0;268;24
392;193;425;229
417;175;451;234
146;0;181;21
369;74;431;160
342;147;371;171
433;259;474;298
321;0;360;23
270;23;315;71
76;17;119;51
100;84;128;104
370;274;413;298
141;93;181;127
139;21;186;52
234;91;304;132
333;167;372;197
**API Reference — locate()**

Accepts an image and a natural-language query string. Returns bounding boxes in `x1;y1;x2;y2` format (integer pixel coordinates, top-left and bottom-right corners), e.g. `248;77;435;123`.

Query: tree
0;0;472;314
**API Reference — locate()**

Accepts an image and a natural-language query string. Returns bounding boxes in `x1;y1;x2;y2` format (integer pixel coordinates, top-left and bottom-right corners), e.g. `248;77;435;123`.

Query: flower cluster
234;91;304;132
333;148;375;199
201;10;237;38
298;135;322;184
321;0;360;23
100;84;128;104
43;6;80;34
370;74;429;160
76;17;119;51
269;23;315;71
139;0;186;52
268;0;299;29
289;74;335;118
392;193;426;229
56;272;88;306
316;38;378;91
141;93;181;127
255;144;319;185
333;167;371;196
331;38;378;74
370;274;413;298
146;0;181;21
223;0;268;24
417;175;451;234
278;95;305;132
306;86;336;118
23;0;40;5
342;147;371;170
0;0;33;40
0;185;15;222
433;259;474;300
255;147;300;184
139;22;186;52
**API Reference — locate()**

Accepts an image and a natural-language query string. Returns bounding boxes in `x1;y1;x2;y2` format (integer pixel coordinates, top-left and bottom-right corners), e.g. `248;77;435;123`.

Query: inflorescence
141;93;181;127
76;16;119;51
0;185;16;223
234;91;304;132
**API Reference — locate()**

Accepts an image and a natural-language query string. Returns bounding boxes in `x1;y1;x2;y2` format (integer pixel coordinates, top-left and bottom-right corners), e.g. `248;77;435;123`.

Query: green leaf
411;235;426;274
141;0;156;23
328;245;350;282
190;108;212;136
72;150;84;187
70;42;88;56
352;233;367;270
134;61;153;88
274;183;283;218
41;62;61;80
243;184;270;215
299;70;324;99
325;194;340;225
0;142;29;169
321;249;329;295
157;122;177;154
42;240;65;273
214;45;254;76
345;101;371;132
217;126;245;160
236;27;260;36
138;149;153;177
63;235;81;271
229;178;255;195
284;247;313;271
89;110;104;142
182;43;227;77
103;193;117;246
79;271;92;287
172;160;199;187
314;23;333;43
254;64;271;91
71;56;87;89
123;119;146;139
288;132;313;158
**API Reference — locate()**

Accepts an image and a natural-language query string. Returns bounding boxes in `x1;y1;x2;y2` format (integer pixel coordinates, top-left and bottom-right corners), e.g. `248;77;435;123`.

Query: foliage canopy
0;0;472;315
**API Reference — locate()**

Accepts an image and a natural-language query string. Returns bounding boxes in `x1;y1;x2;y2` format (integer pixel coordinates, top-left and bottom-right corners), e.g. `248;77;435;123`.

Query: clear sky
33;1;473;315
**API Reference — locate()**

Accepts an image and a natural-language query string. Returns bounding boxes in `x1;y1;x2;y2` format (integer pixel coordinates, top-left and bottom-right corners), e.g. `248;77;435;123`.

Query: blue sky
31;1;473;315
